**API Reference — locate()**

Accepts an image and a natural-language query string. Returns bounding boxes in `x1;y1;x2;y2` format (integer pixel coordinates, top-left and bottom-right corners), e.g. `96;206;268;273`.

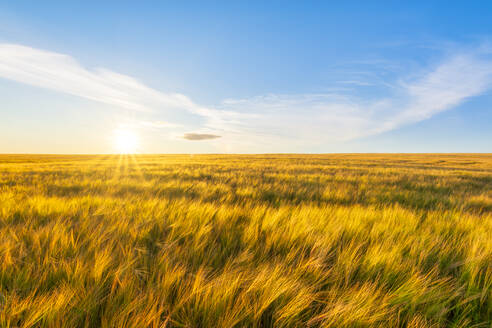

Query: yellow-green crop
0;154;490;327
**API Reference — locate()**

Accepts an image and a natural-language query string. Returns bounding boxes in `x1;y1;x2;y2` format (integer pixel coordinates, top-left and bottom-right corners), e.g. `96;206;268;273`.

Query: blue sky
0;1;491;153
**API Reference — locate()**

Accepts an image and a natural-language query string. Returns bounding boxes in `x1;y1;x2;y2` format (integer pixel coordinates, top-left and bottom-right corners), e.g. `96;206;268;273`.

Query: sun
113;129;139;154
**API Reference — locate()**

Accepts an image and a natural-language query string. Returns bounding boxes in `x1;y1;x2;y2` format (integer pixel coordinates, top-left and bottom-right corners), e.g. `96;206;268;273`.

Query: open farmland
0;154;491;327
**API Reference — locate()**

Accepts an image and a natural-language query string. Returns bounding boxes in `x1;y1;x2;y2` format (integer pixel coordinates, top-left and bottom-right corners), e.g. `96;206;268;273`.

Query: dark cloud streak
183;133;221;140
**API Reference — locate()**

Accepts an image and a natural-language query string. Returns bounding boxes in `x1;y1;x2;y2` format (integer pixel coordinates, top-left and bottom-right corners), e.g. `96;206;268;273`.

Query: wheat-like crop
0;154;490;327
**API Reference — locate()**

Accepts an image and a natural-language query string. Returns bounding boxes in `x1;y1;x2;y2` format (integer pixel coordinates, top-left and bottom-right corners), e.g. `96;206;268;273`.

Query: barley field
0;154;490;327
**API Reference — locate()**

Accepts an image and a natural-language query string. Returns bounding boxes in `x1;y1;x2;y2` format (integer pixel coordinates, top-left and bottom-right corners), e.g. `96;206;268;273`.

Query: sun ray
130;154;145;181
112;153;123;182
123;153;129;178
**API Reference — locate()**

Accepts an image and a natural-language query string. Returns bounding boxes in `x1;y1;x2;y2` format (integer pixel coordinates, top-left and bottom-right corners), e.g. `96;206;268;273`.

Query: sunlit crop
0;154;490;327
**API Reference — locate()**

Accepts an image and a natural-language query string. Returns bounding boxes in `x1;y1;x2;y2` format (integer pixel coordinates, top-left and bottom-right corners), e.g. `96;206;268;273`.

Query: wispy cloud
0;43;208;114
139;121;183;129
183;133;221;140
209;48;492;148
338;80;374;86
1;42;491;150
